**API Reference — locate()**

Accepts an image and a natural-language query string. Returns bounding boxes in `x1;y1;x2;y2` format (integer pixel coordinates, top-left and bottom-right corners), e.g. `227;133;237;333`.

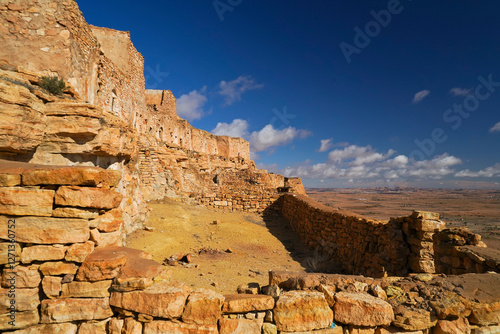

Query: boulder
39;261;78;276
22;166;121;188
182;288;225;325
110;281;191;319
41;276;62;299
274;290;333;332
65;241;94;262
222;294;275;314
434;317;470;334
392;308;437;331
55;186;122;209
334;292;394;327
469;301;500;326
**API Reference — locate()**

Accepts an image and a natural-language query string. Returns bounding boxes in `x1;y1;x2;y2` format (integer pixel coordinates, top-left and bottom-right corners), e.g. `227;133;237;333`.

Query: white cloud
318;138;333;152
250;125;310;152
282;142;462;182
211;119;249;138
176;87;208;121
219;75;264;106
412;90;430;103
489;121;500;133
450;87;471;97
455;163;500;178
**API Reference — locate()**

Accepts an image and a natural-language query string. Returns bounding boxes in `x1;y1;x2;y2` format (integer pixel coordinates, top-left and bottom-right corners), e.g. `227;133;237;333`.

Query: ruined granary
0;1;499;333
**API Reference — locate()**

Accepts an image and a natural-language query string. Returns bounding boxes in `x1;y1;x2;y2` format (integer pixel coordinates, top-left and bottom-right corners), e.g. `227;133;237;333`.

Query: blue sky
76;0;500;188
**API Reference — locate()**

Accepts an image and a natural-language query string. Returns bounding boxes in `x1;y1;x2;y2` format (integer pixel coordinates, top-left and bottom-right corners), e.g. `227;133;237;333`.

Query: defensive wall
0;162;498;333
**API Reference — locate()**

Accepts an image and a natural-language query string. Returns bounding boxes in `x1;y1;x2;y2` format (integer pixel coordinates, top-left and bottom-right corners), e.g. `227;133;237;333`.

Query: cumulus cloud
281;142;463;182
211;119;249;138
489;121;500;133
219;75;264;105
250;125;310;152
455;163;500;178
318;138;333;152
450;87;471;97
176;87;208;121
412;90;430;103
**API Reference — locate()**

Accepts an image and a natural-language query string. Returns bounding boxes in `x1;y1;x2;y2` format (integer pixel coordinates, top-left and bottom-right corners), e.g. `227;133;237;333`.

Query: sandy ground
308;188;500;250
126;189;499;294
126;199;313;295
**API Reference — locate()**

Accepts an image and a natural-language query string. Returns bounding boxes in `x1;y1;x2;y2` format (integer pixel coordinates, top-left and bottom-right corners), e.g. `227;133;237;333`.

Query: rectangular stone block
1;264;41;288
219;318;263;334
40;298;113;323
222;294;275;314
61;280;112;298
0;309;39;331
42;276;62;299
0;174;21;187
7;323;78;333
22;167;121;188
55;186;122;209
0;287;39;313
0;187;54;216
52;207;99;219
143;321;218;334
0;216;89;244
39;261;79;276
21;244;67;263
110;281;191;319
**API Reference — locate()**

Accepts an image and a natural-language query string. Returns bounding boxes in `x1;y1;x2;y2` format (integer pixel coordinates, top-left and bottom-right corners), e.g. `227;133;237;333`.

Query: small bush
39;75;66;95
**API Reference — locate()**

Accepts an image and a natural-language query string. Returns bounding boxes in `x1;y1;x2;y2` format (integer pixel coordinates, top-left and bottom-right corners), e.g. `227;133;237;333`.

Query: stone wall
278;194;500;278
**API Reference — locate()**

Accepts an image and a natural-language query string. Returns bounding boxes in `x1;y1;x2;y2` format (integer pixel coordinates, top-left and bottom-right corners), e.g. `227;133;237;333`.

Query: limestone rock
0;216;89;244
219;318;264;334
21;244;67;263
108;318;124;334
110;281;191;319
60;280;112;298
77;319;109;334
39;261;78;276
470;325;500;334
52;207;99;219
75;247;129;281
434;317;470;334
182;288;225;325
0;310;40;331
22;167;121;188
0;287;39;313
96;230;122;248
222;294;275;314
0;173;20;187
430;291;471;319
392;308;437;331
375;327;427;334
0;88;45;154
1;264;41;288
318;284;336;307
143;320;218;334
0;242;21;265
123;317;143;334
40;298;113;323
469;301;500;326
0;187;54;216
2;323;78;333
42;276;62;299
91;208;123;231
55;186;122;209
65;241;94;262
334;292;393;327
274;290;333;332
262;322;278;334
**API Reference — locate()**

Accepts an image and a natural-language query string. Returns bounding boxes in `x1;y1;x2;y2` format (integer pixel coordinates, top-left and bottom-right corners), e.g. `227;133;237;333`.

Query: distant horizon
77;0;500;189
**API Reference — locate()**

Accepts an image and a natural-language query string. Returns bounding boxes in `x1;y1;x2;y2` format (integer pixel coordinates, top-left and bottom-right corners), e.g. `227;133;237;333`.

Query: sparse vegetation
38;75;66;95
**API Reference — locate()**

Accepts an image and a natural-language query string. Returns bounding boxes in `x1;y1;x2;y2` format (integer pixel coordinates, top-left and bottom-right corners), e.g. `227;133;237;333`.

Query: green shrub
39;75;66;95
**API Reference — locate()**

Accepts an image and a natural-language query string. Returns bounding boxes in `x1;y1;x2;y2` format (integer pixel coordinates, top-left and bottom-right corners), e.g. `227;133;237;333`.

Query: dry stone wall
278;194;500;278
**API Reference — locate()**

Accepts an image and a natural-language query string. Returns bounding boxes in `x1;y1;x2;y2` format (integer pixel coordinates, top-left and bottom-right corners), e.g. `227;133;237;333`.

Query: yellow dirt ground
126;199;312;294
